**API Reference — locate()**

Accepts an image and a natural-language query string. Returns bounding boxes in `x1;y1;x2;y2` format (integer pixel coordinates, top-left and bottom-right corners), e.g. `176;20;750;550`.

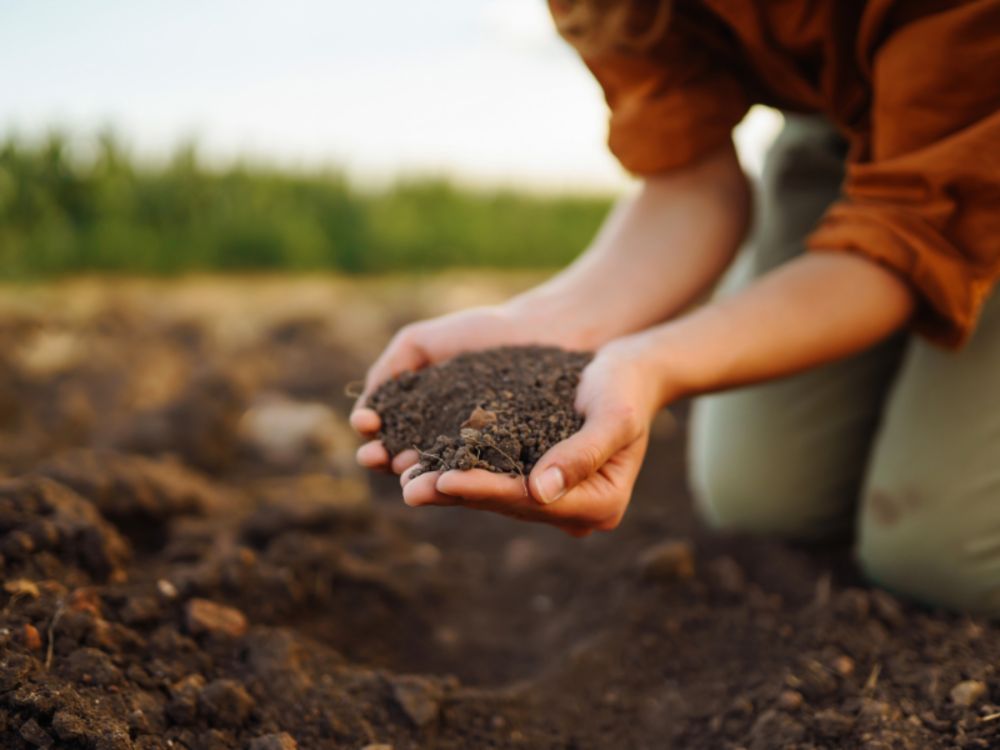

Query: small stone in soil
707;556;746;594
4;578;40;598
198;678;256;727
637;539;695;582
391;675;442;727
950;680;987;707
813;708;855;737
831;655;855;676
185;597;248;638
777;690;804;711
248;732;298;750
869;589;905;628
21;622;42;651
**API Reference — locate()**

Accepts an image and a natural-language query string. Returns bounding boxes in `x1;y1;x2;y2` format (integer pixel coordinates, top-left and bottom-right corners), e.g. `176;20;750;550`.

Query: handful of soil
368;346;592;477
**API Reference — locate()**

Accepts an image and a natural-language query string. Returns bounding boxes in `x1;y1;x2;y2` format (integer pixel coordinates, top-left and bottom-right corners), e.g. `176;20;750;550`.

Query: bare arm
404;251;917;533
507;142;750;348
644;251;916;404
352;143;749;473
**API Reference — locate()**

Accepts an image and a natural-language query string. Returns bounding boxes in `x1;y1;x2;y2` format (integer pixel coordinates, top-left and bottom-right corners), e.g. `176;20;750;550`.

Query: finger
359;329;428;405
529;404;641;505
436;469;529;502
402;471;458;507
349;408;381;436
391;449;420;476
356;440;390;469
437;468;617;526
399;462;423;488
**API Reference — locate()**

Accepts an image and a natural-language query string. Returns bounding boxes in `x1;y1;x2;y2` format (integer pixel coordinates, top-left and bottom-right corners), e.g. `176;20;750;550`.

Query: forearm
635;252;916;406
507;144;750;349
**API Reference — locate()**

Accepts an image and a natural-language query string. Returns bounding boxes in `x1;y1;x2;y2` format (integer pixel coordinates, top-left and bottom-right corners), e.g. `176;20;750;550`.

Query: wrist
600;330;686;415
503;287;607;351
624;321;712;409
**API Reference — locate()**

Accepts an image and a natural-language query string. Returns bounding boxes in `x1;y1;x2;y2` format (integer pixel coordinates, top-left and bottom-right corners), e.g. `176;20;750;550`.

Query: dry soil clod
369;346;591;477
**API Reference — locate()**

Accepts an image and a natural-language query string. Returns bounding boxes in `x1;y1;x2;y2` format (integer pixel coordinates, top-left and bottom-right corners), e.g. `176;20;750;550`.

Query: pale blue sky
0;0;780;190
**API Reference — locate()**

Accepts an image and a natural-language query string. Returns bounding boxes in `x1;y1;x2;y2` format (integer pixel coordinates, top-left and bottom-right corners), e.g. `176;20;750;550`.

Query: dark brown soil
369;346;591;477
1;278;999;750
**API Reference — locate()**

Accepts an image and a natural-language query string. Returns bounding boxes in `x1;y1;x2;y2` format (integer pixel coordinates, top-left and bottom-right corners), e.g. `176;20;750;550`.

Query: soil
1;276;999;750
368;346;591;477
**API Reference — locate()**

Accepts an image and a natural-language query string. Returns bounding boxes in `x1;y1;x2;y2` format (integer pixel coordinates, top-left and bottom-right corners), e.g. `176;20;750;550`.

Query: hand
399;335;667;536
350;303;579;473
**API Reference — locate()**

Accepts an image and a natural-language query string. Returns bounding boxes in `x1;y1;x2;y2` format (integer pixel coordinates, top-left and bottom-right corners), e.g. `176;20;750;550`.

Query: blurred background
0;0;782;277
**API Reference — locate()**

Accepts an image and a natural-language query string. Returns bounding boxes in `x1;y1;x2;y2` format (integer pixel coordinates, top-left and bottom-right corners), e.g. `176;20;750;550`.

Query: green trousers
689;115;1000;616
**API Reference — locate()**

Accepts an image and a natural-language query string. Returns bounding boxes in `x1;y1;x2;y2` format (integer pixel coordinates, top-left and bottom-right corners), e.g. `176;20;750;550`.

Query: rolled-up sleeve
807;0;1000;348
554;6;750;175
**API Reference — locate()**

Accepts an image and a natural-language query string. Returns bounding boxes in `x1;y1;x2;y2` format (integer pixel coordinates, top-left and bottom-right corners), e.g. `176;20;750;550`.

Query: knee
689;439;842;540
857;488;1000;617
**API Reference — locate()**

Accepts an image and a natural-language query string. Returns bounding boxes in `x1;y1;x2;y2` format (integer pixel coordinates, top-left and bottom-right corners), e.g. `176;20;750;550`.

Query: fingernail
536;466;566;505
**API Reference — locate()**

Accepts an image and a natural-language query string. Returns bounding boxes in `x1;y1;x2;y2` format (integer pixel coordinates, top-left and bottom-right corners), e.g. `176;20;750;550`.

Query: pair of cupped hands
350;304;667;536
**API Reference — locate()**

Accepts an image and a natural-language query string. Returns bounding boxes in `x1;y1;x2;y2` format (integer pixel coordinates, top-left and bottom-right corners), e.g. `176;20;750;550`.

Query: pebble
248;732;297;750
777;690;804;711
68;587;102;616
197;678;255;727
637;540;695;582
167;674;206;725
391;675;442;727
21;623;42;652
832;655;855;676
503;537;543;575
119;596;161;625
4;578;40;599
157;579;179;599
410;543;442;568
869;590;905;628
859;698;893;721
185;598;248;638
951;680;988;707
813;708;855;736
707;556;746;594
794;659;838;698
3;530;35;560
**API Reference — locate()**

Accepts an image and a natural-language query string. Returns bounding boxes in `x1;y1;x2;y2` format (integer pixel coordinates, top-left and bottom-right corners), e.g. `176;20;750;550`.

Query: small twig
481;436;524;480
864;663;881;692
481;438;530;497
45;599;66;669
343;380;365;399
413;446;444;468
980;712;1000;723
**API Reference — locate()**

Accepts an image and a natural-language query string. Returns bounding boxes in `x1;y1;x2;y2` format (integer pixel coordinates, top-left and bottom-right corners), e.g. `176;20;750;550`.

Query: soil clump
369;346;591;477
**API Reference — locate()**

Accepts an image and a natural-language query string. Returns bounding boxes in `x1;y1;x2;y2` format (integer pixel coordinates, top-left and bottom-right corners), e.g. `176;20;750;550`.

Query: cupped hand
350;304;570;473
399;335;666;535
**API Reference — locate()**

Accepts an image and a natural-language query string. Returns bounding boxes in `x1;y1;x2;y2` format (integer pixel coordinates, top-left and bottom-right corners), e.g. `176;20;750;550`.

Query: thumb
529;403;640;505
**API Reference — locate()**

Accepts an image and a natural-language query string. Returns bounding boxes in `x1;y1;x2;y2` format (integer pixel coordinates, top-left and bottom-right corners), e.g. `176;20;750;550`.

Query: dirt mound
0;278;998;749
370;346;591;476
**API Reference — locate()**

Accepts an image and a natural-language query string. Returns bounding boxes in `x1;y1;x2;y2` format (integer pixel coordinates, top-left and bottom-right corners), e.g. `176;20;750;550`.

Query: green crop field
0;134;615;277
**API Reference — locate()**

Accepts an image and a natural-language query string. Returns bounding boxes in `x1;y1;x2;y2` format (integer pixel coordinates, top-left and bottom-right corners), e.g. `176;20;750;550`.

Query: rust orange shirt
552;0;1000;347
